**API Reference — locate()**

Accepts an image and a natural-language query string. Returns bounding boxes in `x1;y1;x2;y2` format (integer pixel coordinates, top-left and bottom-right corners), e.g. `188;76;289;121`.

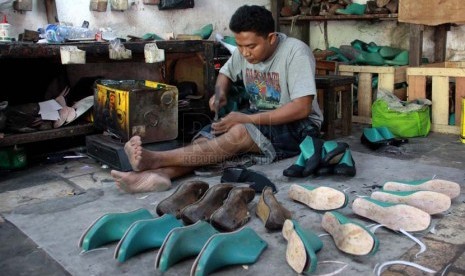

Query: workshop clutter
93;80;178;144
280;0;398;17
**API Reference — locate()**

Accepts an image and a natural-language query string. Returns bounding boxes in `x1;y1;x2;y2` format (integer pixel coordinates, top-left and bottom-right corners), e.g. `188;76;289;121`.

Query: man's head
229;5;278;64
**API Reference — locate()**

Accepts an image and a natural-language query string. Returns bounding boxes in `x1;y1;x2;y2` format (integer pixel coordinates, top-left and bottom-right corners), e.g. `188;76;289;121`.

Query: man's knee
228;124;250;140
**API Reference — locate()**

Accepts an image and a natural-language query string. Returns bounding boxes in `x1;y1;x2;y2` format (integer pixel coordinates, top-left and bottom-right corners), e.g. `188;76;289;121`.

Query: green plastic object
191;227;268;276
335;3;366;15
379;46;403;59
372;99;431;137
79;208;153;251
355;51;386;66
114;214;183;262
384;50;409;66
291;220;323;274
156;221;219;272
193;24;213;39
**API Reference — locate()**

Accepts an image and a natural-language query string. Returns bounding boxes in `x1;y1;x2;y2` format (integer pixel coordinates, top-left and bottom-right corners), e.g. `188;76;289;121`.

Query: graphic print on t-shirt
245;68;281;110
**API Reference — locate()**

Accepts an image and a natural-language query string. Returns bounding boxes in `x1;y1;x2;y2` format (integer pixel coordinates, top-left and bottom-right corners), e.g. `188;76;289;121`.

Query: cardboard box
93;80;178;143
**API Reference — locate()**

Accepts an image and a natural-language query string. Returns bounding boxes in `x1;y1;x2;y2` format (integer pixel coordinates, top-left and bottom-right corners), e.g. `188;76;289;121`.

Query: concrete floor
1;123;464;276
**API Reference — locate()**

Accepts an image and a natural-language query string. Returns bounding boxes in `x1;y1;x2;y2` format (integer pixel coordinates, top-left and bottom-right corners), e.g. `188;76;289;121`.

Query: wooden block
358;72;373;118
399;0;465;25
407;75;426;100
431;76;449;126
455;77;465;126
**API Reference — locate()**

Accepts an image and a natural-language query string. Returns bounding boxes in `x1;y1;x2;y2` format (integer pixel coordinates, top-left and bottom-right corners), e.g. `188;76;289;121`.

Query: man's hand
208;89;228;114
211;112;251;134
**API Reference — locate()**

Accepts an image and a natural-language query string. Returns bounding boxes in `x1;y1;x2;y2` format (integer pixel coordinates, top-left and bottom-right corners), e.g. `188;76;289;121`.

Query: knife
213;88;220;122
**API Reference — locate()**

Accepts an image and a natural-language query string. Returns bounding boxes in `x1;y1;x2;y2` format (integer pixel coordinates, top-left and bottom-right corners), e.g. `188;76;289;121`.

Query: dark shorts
193;109;320;164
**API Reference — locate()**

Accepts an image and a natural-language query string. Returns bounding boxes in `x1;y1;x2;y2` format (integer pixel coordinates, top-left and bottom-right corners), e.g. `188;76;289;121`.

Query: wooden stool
315;75;355;139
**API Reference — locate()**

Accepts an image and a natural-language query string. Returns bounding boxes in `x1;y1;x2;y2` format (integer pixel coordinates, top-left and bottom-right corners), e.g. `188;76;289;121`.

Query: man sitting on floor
110;4;323;193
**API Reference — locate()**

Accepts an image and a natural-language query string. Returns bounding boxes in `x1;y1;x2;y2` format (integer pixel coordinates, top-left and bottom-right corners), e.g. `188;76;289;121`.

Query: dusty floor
1;123;464;276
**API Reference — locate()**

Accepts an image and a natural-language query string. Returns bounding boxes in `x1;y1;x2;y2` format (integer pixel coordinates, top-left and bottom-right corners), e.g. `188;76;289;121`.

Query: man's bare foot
111;169;172;193
124;136;161;171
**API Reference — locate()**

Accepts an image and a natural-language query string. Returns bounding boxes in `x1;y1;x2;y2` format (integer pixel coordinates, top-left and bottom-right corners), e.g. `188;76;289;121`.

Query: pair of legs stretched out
111;124;260;193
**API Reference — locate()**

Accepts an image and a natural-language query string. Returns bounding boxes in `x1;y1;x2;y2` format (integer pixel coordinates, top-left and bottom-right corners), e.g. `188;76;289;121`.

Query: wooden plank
353;116;372;124
407;67;465;77
399;0;465;26
378;72;395;92
279;14;398;22
339;65;396;74
407;75;426;100
357;72;373;118
431;76;450;126
44;0;58;24
433;24;449;63
455;77;465;126
394;66;407;83
409;24;423;67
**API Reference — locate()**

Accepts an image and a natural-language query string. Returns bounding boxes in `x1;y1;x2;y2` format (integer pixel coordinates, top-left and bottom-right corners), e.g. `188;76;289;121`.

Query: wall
1;0;464;61
1;0;269;41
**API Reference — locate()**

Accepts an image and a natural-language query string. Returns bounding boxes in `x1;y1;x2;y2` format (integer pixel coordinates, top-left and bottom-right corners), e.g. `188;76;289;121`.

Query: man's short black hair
229;5;275;38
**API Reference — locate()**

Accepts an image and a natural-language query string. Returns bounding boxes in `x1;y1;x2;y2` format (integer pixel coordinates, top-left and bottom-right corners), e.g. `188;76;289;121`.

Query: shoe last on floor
321;211;378;256
155;220;219;272
382;178;461;199
371;190;451;215
283;136;324;177
320;141;349;167
288;184;348;211
221;167;277;193
78;208;153;251
282;219;323;274
180;183;234;225
256;186;292;231
210;187;255;232
352;197;431;232
114;214;183;262
190;227;268;276
333;148;356;177
156;180;209;218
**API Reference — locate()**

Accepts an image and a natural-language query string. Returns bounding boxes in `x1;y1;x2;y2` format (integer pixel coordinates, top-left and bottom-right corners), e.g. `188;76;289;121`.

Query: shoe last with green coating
384;50;409;66
355;51;386;66
283;136;324;177
335;3;366;15
282;219;323;274
379;46;403;59
382;178;461;199
360;127;388;150
190;227;268;276
114;214;183;262
322;211;379;256
156;221;219;272
192;24;213;39
320;141;349;167
78;208;153;251
333;149;356;177
352;197;431;232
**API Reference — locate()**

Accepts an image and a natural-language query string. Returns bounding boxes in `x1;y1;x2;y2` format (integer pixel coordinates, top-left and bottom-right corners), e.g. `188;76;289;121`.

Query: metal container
93;80;178;144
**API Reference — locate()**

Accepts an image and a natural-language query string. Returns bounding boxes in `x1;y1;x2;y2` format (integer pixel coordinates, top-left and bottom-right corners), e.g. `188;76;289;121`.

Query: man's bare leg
125;124;259;171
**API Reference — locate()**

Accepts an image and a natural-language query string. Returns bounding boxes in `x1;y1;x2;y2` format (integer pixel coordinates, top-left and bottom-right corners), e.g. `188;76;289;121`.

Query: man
111;5;323;193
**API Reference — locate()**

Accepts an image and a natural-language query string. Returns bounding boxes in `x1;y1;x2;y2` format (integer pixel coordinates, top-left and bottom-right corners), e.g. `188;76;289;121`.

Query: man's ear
268;32;278;45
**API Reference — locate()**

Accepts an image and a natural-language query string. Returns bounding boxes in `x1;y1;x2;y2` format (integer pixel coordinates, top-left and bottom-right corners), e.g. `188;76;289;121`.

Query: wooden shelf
279;13;398;23
0;123;96;147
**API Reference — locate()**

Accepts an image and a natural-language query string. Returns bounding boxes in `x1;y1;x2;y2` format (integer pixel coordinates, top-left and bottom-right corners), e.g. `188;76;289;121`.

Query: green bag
372;98;431;138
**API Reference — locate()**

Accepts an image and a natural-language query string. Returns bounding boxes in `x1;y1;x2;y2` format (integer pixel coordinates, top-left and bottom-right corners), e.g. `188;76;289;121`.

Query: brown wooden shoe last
156;181;209;218
180;183;234;225
256;186;292;230
210;187;255;232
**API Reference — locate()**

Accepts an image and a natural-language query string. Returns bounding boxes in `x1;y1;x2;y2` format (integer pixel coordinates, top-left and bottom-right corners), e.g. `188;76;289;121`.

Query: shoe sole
371;190;451;214
282;220;307;274
383;179;460;199
288;184;347;210
352;198;431;232
321;212;375;256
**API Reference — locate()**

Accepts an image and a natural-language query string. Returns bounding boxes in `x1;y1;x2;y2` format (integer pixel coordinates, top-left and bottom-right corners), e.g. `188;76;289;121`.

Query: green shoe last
79;208;153;251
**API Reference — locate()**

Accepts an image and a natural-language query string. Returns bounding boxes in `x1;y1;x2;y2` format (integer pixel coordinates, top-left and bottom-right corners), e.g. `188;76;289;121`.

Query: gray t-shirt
219;32;323;128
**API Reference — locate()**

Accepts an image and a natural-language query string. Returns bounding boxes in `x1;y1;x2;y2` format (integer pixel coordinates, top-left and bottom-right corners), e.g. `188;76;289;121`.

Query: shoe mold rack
0;40;217;148
407;61;465;135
